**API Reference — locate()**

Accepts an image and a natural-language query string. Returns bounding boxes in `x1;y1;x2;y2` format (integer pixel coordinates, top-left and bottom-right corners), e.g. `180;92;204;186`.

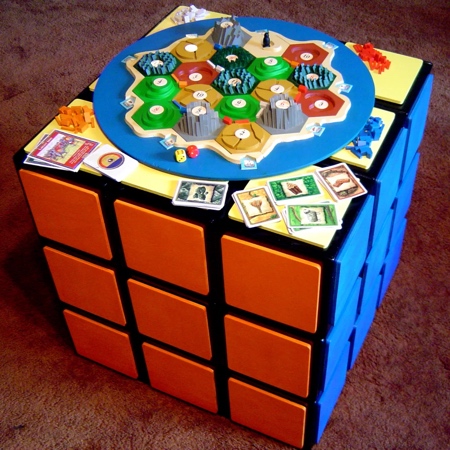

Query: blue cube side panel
392;152;420;236
360;208;393;313
314;341;351;443
348;273;382;369
322;277;361;391
402;74;433;180
332;195;374;325
371;127;407;244
378;218;408;306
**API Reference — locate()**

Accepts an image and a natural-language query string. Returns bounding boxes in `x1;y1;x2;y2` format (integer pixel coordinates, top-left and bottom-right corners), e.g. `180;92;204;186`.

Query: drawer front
128;279;212;360
115;200;209;295
19;169;112;259
63;310;137;378
225;315;311;397
222;235;321;333
142;343;217;413
44;247;126;325
229;378;307;448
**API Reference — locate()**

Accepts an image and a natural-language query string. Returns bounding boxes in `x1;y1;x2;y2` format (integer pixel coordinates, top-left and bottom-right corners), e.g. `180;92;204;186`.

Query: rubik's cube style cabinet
14;9;433;448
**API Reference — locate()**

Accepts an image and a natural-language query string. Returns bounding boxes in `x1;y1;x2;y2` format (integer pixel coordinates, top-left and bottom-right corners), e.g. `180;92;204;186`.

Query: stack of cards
24;130;100;172
232;186;281;228
315;163;367;201
172;179;229;210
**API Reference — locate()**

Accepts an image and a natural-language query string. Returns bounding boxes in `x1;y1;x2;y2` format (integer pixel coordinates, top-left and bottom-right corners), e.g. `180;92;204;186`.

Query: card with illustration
268;173;323;204
285;203;341;230
232;186;281;228
316;163;367;201
27;129;100;171
173;179;229;210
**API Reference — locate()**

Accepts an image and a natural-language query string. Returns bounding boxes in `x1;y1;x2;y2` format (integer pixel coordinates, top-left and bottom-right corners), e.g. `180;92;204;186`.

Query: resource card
267;173;323;205
284;202;341;231
172;179;229;210
232;186;281;228
316;163;367;201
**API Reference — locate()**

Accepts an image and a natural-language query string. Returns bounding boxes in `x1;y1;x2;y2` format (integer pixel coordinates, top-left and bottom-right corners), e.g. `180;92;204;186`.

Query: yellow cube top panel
346;42;423;105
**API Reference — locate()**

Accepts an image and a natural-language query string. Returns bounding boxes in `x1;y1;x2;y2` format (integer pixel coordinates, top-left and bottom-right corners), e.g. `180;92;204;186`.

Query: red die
186;145;199;158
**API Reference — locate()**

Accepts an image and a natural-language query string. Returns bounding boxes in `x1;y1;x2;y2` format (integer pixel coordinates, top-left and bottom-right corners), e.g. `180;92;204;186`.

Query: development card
285;203;341;229
172;179;229;210
232;186;281;228
83;144;139;181
316;163;367;201
27;130;100;171
268;173;323;204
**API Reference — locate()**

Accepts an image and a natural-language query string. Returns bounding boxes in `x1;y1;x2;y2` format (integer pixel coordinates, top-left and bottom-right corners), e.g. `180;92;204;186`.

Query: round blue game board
94;17;374;181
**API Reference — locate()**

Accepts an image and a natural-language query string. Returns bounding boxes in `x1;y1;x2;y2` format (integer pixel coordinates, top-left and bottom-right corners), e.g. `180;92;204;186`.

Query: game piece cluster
55;105;95;134
172;5;208;24
345;116;384;159
353;42;391;74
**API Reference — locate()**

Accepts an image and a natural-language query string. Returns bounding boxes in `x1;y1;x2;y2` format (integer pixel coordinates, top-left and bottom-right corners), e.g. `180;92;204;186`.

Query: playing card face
285;203;341;229
232;186;281;228
26;130;100;171
172;179;229;210
268;174;323;204
316;163;367;201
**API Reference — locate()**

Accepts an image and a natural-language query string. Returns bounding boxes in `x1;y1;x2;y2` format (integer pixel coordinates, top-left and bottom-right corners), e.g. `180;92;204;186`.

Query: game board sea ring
94;17;375;181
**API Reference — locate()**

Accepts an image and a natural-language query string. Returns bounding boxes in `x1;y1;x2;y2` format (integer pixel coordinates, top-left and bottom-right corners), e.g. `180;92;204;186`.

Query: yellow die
174;148;187;163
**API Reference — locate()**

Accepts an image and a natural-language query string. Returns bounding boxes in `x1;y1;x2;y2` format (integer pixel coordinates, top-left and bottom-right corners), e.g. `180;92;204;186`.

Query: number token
270;84;285;94
149;105;164;115
153;77;168;86
264;57;278;66
228;78;242;86
232;99;247;108
235;129;250;139
314;100;329;110
193;90;207;100
192;106;207;116
185;44;198;53
300;52;313;61
189;73;202;81
275;99;290;110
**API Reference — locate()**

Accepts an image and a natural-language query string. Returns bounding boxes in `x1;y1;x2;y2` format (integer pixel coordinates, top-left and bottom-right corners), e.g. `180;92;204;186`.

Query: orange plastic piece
19;170;112;259
221;235;321;333
235;119;250;123
63;310;138;378
225;315;312;397
44;247;126;325
294;92;303;103
142;343;218;413
128;279;212;359
178;80;188;88
353;42;391;73
55;104;95;133
229;378;306;448
223;116;233;125
114;200;209;294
